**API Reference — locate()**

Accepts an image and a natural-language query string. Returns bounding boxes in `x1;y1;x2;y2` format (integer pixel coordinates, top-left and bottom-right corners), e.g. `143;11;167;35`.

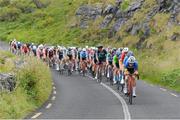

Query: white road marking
53;86;56;90
52;96;56;101
53;91;57;95
46;103;52;109
87;75;131;119
87;75;95;80
101;83;131;120
170;93;178;97
160;88;167;92
31;112;42;119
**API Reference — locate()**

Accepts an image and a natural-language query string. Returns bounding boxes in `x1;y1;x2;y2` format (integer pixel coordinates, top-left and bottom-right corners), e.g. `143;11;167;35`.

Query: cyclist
37;44;44;59
47;47;54;67
124;56;138;97
11;39;17;54
67;48;73;72
120;47;129;71
106;49;113;78
17;41;22;55
113;50;121;84
80;48;88;74
21;43;29;55
31;43;37;56
95;45;107;80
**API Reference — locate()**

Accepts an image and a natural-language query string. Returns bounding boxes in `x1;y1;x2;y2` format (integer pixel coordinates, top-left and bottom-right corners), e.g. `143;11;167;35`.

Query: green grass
0;51;52;118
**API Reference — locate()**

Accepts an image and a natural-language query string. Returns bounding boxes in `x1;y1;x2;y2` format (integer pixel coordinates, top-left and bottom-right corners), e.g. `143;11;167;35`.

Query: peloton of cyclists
9;39;139;97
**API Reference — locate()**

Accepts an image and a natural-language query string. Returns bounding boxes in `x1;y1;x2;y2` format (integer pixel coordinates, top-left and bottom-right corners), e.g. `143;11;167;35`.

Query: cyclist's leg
124;73;128;94
132;75;136;97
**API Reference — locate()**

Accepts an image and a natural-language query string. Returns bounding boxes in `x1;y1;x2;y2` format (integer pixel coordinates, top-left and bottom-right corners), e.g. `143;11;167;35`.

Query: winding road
1;41;180;119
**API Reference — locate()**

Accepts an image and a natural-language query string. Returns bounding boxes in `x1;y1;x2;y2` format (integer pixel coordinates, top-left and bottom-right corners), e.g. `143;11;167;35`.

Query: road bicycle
127;73;139;105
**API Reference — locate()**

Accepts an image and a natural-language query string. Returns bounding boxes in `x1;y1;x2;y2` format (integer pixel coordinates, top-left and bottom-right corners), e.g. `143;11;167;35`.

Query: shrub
161;68;180;87
0;0;10;7
0;7;21;21
0;52;52;118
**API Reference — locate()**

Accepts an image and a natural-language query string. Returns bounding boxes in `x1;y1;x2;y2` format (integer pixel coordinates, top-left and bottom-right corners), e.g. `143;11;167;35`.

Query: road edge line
101;82;131;120
31;112;42;119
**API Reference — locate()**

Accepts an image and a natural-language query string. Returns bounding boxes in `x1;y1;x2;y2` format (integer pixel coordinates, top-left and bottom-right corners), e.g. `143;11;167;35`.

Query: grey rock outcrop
170;33;180;41
76;5;102;28
0;73;16;92
109;0;145;36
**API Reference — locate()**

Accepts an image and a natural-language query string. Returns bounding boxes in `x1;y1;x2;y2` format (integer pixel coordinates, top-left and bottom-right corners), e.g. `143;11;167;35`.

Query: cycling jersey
97;49;107;62
113;55;119;68
58;50;64;60
123;56;129;65
120;52;127;62
22;45;28;53
67;50;73;60
48;49;54;58
17;43;22;49
80;51;87;60
124;61;138;74
93;50;98;64
107;53;113;61
78;51;81;60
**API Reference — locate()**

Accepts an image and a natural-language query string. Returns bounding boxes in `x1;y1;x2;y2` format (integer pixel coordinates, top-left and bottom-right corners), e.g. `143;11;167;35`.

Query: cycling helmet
82;48;86;51
78;48;82;51
127;51;134;57
39;44;43;49
97;44;103;48
116;50;121;56
128;56;136;63
123;47;129;52
119;48;123;52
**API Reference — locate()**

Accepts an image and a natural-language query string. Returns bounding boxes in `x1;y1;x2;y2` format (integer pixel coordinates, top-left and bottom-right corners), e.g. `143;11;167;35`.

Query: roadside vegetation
0;50;52;118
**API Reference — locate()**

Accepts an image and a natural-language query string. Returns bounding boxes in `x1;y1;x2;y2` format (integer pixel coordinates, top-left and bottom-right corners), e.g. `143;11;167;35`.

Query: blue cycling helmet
127;51;134;57
116;50;121;56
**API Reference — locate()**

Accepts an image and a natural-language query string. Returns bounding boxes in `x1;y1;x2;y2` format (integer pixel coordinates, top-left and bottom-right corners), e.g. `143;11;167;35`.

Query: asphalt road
31;70;180;119
1;41;180;119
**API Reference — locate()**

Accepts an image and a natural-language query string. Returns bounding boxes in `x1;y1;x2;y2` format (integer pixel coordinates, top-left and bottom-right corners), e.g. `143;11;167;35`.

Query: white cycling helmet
123;47;129;52
82;48;86;51
39;44;43;49
128;56;136;63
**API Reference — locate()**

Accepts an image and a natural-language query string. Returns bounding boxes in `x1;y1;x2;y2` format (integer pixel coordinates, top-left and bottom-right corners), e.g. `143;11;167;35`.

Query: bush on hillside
0;0;10;7
161;69;180;87
0;7;21;21
11;0;35;14
0;53;52;118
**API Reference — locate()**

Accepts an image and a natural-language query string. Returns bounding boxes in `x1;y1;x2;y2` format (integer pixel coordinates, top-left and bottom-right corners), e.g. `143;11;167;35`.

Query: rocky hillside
0;0;180;91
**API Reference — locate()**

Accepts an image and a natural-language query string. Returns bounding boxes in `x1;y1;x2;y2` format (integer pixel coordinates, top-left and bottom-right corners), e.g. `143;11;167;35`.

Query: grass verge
0;51;52;119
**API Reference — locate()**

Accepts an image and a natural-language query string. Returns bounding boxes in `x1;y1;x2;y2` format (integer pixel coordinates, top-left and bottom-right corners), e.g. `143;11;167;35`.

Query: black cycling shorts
82;58;86;61
115;63;119;68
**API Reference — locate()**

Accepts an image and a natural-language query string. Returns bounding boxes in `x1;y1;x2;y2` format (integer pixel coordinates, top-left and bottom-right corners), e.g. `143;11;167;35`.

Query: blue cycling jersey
123;56;129;65
125;61;138;74
80;51;87;59
107;53;113;62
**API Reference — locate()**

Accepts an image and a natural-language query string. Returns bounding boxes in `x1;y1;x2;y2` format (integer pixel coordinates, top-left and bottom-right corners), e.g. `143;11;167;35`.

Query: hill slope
0;0;180;91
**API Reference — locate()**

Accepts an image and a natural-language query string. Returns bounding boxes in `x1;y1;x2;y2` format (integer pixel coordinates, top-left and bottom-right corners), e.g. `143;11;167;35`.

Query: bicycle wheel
99;68;102;83
128;79;133;105
129;89;133;105
109;67;113;86
117;81;120;91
